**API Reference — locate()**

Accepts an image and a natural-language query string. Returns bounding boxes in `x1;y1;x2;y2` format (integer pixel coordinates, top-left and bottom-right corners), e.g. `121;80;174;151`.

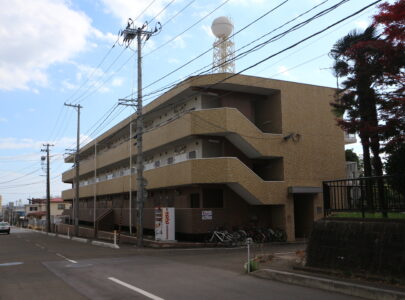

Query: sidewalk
251;250;405;300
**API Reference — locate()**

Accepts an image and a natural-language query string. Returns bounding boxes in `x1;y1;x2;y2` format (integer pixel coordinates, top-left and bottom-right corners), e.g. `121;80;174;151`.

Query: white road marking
0;262;24;267
56;253;77;264
35;243;45;250
108;277;165;300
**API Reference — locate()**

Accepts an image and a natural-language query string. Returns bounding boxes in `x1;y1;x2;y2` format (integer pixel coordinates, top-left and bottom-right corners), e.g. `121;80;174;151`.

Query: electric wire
121;0;338;101
160;0;196;27
148;0;176;24
0;169;42;185
143;0;231;58
138;0;290;96
133;0;158;23
23;1;380;197
61;0;374;161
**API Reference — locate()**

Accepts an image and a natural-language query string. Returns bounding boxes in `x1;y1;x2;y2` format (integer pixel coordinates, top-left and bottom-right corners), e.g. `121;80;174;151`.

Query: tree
345;149;360;165
330;0;405;177
385;143;405;197
330;0;404;216
372;0;405;152
330;26;384;178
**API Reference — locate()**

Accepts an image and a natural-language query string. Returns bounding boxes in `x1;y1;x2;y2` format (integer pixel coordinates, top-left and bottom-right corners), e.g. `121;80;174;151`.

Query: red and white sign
155;207;175;241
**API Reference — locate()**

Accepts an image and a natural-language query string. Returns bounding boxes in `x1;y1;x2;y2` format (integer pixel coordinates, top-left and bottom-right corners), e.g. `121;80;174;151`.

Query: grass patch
330;212;405;219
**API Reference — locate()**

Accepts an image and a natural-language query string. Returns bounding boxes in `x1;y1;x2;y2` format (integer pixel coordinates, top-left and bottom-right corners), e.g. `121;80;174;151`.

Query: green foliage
345;149;360;164
244;259;259;273
385;144;405;176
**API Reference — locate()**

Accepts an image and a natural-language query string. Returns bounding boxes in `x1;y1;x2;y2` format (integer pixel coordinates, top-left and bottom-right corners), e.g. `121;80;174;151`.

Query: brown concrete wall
255;92;282;133
221;93;255;122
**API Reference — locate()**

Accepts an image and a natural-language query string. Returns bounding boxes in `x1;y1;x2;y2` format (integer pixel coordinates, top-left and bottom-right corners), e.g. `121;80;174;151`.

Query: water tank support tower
211;16;235;73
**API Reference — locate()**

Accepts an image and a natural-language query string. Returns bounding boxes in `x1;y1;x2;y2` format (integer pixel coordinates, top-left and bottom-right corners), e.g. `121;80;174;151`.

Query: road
0;228;359;300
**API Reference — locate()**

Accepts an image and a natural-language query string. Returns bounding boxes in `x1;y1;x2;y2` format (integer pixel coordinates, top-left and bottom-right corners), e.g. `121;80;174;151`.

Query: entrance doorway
293;194;314;239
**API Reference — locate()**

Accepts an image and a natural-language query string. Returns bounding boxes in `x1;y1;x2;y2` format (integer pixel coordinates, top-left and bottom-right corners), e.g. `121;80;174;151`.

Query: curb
91;240;120;249
29;228;120;249
58;234;71;239
72;237;88;243
252;269;405;300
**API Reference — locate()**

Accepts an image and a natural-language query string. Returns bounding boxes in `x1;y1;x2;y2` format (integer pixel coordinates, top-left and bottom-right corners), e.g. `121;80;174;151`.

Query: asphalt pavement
0;227;359;300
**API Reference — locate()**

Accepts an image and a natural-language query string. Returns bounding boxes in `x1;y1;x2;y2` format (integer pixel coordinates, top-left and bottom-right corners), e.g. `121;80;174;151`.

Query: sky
0;0;388;205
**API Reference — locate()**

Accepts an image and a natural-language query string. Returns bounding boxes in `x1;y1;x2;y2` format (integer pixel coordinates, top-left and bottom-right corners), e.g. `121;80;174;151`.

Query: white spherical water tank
211;16;233;38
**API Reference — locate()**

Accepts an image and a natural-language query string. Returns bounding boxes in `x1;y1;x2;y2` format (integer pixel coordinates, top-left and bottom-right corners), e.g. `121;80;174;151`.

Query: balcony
344;132;357;144
62;108;284;182
62;157;286;206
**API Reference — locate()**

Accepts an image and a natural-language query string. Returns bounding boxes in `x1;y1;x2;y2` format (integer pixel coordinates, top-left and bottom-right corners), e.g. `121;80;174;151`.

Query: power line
62;1;380;169
148;0;176;24
72;48;128;104
137;0;290;96
121;0;382;127
47;1;195;153
220;0;382;83
68;38;120;104
160;0;196;27
133;0;158;23
121;0;337;101
46;37;121;143
0;169;42;184
143;0;231;58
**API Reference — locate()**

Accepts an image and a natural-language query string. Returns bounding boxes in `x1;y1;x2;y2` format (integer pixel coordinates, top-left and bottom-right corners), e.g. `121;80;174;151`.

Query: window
29;207;38;211
188;151;196;159
167;157;174;164
190;193;200;208
58;204;65;210
154;160;160;167
203;189;224;208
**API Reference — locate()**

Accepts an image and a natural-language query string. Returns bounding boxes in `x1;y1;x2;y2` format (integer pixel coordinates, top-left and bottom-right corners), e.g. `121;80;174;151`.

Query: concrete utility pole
64;102;82;237
119;19;161;247
41;143;54;233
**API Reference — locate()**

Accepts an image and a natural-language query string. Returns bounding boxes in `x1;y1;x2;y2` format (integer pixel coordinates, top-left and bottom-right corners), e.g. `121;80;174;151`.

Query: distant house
26;198;71;229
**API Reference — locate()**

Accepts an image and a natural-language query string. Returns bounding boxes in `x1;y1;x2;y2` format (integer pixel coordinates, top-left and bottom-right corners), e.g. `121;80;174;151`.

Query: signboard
201;210;212;220
155;207;175;241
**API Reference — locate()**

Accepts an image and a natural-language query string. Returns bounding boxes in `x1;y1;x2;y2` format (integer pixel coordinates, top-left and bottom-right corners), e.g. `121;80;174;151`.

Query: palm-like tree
330;26;384;179
330;26;389;216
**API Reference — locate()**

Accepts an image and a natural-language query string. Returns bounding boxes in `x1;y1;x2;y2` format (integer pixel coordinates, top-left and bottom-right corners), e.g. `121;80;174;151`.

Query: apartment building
61;73;346;241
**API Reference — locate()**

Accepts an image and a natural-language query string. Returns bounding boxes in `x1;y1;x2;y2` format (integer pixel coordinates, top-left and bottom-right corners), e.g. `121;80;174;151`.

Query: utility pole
119;19;161;247
41;143;54;233
64;102;82;237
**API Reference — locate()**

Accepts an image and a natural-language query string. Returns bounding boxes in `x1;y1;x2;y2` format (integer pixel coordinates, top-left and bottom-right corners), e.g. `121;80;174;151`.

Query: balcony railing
344;132;357;144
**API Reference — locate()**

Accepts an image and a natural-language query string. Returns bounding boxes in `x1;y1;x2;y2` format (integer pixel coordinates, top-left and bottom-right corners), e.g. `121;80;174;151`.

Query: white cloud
0;117;7;122
0;135;90;150
91;28;118;44
0;0;94;91
229;0;266;5
111;77;124;87
168;58;180;64
202;25;215;38
62;80;79;91
355;20;369;30
100;0;171;24
276;65;294;79
170;35;186;49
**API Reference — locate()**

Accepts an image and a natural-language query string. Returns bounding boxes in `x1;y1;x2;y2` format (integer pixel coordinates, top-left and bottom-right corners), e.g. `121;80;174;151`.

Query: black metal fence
323;175;405;217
